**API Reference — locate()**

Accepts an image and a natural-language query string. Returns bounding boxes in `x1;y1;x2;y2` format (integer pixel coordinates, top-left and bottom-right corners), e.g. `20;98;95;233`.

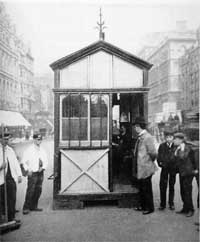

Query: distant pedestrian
0;132;22;223
132;117;157;215
22;133;48;215
157;129;177;211
174;132;198;217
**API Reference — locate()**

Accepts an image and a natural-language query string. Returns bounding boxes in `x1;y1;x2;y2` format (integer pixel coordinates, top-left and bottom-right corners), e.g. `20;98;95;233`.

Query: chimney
176;21;187;32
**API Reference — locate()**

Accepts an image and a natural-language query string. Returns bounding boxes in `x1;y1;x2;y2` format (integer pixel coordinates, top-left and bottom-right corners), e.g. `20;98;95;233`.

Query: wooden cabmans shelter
50;40;152;209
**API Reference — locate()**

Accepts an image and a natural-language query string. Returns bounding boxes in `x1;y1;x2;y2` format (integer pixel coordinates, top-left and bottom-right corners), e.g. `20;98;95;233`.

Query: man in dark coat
157;129;177;210
174;132;198;217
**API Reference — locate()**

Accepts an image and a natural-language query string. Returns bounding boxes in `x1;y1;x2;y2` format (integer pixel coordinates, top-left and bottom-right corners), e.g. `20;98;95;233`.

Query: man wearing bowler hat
174;132;198;217
22;133;48;215
157;128;177;211
0;132;22;223
133;117;157;215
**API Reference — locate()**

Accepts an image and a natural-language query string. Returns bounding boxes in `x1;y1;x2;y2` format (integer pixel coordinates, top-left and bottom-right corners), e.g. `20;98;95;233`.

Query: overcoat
157;142;177;173
176;143;197;177
0;143;22;185
133;130;158;179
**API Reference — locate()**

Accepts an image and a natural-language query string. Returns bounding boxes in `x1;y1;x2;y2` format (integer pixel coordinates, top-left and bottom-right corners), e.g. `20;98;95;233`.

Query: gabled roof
50;40;152;71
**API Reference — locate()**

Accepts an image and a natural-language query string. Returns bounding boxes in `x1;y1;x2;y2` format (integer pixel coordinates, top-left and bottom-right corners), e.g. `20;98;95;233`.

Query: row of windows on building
0;77;33;94
0;49;33;79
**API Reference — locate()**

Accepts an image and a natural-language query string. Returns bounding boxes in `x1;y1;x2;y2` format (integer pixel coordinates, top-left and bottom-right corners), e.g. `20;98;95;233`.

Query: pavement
1;139;199;242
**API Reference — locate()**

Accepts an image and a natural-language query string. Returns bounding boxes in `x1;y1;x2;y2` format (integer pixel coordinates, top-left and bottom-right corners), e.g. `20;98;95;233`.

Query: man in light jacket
0;132;22;223
22;133;48;215
133;117;157;215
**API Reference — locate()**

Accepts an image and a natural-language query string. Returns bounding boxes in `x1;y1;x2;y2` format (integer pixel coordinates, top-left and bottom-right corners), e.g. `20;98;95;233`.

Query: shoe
14;219;21;224
142;210;154;215
169;205;175;210
134;207;143;211
194;222;200;226
23;209;30;215
185;211;194;217
30;208;43;212
176;209;187;214
158;206;166;211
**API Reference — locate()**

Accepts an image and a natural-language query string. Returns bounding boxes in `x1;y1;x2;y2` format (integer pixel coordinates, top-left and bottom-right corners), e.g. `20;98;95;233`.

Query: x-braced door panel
60;149;109;194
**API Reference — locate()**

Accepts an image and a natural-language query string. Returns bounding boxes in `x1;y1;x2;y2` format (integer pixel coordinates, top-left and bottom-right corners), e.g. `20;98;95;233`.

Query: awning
0;110;31;127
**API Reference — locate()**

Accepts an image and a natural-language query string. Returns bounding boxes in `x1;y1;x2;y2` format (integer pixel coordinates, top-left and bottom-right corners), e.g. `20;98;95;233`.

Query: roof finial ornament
95;7;106;41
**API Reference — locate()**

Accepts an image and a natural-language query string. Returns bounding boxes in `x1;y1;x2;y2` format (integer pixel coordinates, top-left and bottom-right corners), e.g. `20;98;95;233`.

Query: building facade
0;2;34;116
179;27;200;134
138;22;196;124
31;74;54;135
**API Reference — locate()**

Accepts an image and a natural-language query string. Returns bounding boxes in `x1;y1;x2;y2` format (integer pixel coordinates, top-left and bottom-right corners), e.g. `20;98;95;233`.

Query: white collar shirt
22;143;48;172
0;144;22;185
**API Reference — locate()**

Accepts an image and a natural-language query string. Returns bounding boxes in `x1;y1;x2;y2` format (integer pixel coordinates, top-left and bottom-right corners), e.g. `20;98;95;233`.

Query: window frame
60;93;109;147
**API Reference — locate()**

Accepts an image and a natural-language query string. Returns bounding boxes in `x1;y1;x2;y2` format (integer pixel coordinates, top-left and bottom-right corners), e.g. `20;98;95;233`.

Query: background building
179;26;200;139
31;73;54;136
0;2;34;116
138;21;196;125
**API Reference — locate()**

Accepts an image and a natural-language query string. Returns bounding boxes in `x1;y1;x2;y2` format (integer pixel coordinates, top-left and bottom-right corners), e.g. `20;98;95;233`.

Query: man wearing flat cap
174;132;198;217
132;117;157;215
21;133;48;215
157;128;177;211
0;132;22;223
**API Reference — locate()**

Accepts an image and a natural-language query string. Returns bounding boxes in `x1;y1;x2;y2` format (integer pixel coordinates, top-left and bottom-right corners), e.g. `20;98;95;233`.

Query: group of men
0;116;199;228
0;132;47;226
132;116;199;217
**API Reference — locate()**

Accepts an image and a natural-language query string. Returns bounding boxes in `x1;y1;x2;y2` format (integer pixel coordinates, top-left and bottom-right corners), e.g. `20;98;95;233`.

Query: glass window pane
61;94;88;141
80;118;88;140
102;117;107;140
62;119;69;140
70;118;80;140
62;95;70;117
91;118;101;140
91;94;108;141
101;95;108;140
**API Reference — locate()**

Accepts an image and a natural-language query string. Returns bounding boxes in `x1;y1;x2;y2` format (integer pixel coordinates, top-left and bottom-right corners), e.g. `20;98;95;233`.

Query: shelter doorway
112;93;144;192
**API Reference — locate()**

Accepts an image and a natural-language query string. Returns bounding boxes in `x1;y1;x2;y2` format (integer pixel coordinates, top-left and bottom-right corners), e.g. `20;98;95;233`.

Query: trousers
0;177;16;221
179;175;194;212
159;168;176;207
138;175;154;211
23;171;44;210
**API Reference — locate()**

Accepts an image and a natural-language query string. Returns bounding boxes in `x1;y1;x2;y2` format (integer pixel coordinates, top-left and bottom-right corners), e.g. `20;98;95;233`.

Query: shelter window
91;94;108;141
61;94;109;146
62;94;88;141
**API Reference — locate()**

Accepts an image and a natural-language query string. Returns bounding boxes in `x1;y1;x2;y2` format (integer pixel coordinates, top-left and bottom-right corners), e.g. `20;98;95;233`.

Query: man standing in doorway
22;133;48;215
133;117;157;215
0;132;22;223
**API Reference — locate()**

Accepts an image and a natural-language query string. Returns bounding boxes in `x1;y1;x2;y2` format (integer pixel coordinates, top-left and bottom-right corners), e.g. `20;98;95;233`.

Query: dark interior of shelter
111;93;144;192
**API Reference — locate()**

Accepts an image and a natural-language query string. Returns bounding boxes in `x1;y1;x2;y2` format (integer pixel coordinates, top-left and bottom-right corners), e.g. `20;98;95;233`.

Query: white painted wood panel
60;57;88;88
113;56;143;88
60;50;144;89
89;51;112;88
60;149;109;194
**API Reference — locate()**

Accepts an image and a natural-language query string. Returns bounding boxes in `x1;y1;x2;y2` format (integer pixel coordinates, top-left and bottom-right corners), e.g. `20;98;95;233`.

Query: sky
4;0;200;75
